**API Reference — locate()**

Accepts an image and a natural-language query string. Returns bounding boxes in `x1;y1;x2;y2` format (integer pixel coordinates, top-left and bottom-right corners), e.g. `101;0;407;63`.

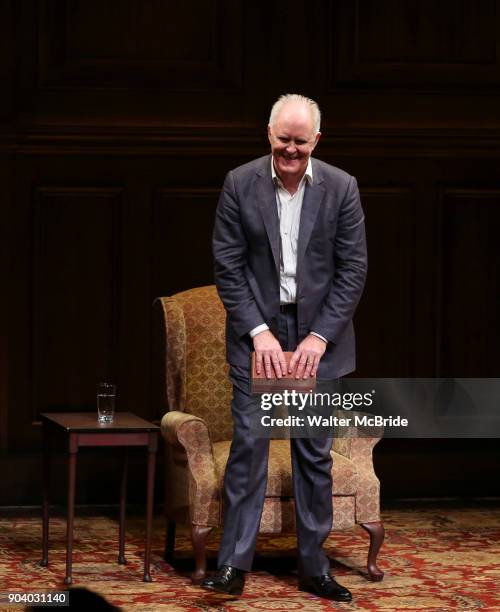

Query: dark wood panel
375;438;500;498
1;439;500;506
153;188;219;298
354;187;415;376
0;0;13;121
4;154;500;502
39;0;243;90
358;0;496;64
68;1;215;62
33;186;123;417
331;0;500;90
437;188;500;376
0;152;10;450
7;0;500;128
0;451;164;506
3;0;500;504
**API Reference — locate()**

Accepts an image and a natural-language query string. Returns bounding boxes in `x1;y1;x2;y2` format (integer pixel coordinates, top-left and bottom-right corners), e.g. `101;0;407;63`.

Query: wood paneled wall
1;0;500;504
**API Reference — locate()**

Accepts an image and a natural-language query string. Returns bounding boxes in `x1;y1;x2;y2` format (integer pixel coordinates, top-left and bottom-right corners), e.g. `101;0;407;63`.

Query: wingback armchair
154;285;385;583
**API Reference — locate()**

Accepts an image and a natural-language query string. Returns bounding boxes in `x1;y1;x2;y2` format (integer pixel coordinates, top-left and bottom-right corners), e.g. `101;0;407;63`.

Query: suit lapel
256;158;280;272
297;162;325;263
255;156;325;274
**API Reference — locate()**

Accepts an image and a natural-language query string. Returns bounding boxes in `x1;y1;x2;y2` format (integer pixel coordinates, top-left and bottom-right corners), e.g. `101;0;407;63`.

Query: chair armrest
161;410;204;447
333;435;381;462
161;410;220;526
332;415;383;463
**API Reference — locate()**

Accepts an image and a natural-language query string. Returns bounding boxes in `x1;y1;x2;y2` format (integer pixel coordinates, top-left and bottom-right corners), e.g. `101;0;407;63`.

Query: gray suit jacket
213;154;367;379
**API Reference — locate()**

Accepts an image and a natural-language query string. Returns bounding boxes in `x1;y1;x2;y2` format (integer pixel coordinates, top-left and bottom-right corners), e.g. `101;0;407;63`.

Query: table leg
143;439;156;582
118;453;128;564
65;444;77;585
40;424;50;567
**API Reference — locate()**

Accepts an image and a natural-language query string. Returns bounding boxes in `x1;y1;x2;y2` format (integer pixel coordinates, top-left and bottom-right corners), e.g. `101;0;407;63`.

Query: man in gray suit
202;94;367;602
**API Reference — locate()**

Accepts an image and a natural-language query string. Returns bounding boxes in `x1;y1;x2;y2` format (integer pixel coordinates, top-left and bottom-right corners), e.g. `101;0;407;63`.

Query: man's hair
269;93;321;134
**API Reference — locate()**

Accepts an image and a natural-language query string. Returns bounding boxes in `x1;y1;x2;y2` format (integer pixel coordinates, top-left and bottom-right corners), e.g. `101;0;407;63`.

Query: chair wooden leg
190;524;213;584
164;520;176;563
360;521;385;581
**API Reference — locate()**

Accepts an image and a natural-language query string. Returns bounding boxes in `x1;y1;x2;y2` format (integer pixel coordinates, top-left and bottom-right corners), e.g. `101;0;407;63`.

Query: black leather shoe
298;572;352;602
201;565;245;597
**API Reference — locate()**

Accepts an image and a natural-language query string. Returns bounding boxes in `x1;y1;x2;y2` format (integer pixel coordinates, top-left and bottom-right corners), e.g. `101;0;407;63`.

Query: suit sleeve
310;175;367;343
213;171;267;338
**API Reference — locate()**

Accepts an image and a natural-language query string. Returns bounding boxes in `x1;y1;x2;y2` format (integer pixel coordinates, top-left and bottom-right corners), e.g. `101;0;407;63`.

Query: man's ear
267;124;273;144
312;131;321;150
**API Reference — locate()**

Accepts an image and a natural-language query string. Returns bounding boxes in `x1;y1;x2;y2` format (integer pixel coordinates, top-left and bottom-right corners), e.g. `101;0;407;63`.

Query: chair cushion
213;439;357;497
259;496;355;533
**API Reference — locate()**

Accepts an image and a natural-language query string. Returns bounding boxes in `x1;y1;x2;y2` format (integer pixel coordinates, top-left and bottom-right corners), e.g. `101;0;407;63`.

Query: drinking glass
97;382;116;423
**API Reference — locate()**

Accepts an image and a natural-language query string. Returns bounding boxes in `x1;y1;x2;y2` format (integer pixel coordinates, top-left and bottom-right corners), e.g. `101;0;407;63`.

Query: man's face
268;103;321;183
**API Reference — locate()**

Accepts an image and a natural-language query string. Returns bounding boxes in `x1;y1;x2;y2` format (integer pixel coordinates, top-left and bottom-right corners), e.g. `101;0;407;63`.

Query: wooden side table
39;412;160;584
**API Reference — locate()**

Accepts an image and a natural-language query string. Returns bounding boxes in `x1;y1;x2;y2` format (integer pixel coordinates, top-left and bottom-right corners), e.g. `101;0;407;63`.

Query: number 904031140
1;591;68;606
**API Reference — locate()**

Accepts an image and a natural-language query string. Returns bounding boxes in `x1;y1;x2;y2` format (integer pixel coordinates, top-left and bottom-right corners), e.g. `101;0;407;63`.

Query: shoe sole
298;585;352;602
200;584;243;599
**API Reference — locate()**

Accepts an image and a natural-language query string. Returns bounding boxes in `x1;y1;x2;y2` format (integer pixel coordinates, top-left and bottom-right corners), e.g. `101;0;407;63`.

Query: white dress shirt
249;157;327;344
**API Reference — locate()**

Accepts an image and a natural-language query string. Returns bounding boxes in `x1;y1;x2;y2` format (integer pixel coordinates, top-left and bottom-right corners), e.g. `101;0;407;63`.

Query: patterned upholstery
160;285;233;443
213;439;358;497
158;285;382;536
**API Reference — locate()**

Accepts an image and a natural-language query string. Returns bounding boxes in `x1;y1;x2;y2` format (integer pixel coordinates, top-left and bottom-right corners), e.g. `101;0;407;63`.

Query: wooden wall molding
2;126;500;158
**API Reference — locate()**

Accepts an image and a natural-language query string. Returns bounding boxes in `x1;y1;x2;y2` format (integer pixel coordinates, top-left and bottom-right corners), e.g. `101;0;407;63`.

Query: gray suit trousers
217;311;334;576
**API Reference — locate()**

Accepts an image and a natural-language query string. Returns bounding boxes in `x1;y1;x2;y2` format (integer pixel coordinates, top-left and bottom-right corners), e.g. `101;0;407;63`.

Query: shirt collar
271;156;313;187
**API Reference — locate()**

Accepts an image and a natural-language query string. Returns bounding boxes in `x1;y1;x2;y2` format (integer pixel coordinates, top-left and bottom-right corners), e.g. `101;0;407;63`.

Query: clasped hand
253;330;326;379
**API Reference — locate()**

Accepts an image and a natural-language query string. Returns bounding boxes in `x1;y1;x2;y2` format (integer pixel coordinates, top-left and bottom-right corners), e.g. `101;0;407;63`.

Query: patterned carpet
0;507;499;611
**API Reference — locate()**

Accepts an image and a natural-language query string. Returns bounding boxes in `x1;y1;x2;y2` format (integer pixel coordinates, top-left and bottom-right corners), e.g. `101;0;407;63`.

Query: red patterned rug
0;507;499;611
